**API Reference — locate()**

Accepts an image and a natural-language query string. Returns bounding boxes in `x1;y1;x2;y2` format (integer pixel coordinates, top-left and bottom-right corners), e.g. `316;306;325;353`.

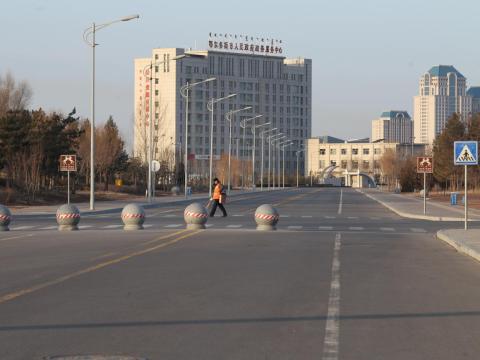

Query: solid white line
348;226;363;231
322;232;341;360
380;227;395;232
164;224;182;228
410;228;427;233
319;226;334;230
226;224;242;228
338;189;343;215
11;226;34;231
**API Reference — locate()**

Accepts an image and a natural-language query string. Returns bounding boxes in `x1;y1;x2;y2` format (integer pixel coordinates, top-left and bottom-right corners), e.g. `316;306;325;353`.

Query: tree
0;72;32;116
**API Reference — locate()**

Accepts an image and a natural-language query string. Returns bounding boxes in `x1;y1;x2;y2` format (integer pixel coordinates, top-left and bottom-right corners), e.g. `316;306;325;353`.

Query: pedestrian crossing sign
454;141;478;165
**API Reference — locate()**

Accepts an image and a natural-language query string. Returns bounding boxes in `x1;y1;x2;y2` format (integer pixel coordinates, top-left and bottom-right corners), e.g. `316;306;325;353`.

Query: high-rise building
467;87;480;114
413;65;472;145
371;111;412;143
134;47;312;183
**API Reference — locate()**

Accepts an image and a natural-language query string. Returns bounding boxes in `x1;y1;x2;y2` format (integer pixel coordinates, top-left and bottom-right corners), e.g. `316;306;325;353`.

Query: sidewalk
358;188;480;221
437;229;480;263
9;188;280;217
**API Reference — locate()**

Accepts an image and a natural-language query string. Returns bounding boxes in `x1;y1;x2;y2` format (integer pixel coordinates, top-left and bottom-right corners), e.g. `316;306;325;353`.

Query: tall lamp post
251;121;271;189
240;115;263;189
270;135;286;189
180;77;216;198
259;128;277;190
225;106;251;194
280;141;293;188
207;93;237;197
296;148;305;187
83;14;140;210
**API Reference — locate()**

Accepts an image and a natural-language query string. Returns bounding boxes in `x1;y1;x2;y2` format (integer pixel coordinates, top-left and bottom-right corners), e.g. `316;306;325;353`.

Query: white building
134;45;312;184
413;65;472;145
371;111;413;143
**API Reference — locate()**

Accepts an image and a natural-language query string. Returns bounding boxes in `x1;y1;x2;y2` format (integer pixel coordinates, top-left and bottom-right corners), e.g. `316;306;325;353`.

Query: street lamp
259;127;277;191
207;93;237;196
83;14;140;210
296;147;305;187
280;141;293;188
180;77;216;198
270;134;286;189
251;121;270;189
240;115;263;188
225;106;252;194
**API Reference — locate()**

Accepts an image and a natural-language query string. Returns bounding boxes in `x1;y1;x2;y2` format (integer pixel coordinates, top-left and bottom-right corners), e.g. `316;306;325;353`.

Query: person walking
209;178;227;217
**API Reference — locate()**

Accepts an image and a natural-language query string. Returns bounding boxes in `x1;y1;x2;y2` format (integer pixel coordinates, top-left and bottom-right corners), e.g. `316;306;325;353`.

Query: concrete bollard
56;204;81;231
121;203;145;230
184;203;208;230
255;204;279;231
171;186;181;196
0;205;12;231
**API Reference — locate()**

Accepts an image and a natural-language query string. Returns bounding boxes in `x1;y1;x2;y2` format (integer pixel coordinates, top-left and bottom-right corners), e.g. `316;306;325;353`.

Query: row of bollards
0;202;280;232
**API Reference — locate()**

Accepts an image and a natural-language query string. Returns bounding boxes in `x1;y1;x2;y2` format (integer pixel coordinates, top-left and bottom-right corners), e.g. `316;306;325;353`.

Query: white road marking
205;224;213;228
301;215;313;218
338;189;343;215
380;227;395;232
322;232;341;360
232;214;244;217
280;215;290;218
226;224;243;228
410;228;427;233
287;225;303;230
319;226;333;230
103;225;123;229
0;233;34;242
164;224;182;228
78;225;92;229
348;226;363;231
10;226;34;231
163;214;177;218
325;216;336;219
143;224;153;228
39;226;58;230
370;217;380;220
347;216;358;219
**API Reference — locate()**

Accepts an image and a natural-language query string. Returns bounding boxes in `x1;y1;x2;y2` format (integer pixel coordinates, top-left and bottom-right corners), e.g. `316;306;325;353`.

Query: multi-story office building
371;111;413;143
467;86;480;114
134;46;312;184
413;65;472;145
305;136;425;187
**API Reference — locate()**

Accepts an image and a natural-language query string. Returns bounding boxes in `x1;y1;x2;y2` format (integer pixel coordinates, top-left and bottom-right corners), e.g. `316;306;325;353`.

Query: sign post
151;160;161;202
454;141;478;230
416;156;433;215
60;155;77;204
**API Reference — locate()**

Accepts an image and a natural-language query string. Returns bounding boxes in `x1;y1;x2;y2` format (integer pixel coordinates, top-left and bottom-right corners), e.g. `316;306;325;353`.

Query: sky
1;0;479;150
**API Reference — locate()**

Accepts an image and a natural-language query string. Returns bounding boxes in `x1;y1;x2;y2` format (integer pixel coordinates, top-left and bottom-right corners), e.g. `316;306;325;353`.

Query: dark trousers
210;199;227;217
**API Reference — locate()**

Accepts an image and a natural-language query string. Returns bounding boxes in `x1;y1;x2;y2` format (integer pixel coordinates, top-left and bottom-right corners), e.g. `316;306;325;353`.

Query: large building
371;111;413;143
134;44;312;184
467;86;480;114
413;65;472;145
305;136;425;187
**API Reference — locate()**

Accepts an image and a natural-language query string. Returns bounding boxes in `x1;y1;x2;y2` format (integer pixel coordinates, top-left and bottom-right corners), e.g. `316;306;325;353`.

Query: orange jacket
213;183;223;200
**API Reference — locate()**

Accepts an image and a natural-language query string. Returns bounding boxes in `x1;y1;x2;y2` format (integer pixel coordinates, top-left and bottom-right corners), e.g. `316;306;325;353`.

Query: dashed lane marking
411;228;427;233
39;226;57;230
301;215;313;218
380;227;395;232
226;224;243;228
0;233;34;243
348;226;363;231
103;225;123;229
347;216;358;219
143;224;153;228
10;226;34;231
78;225;92;229
280;215;290;218
370;217;380;220
287;225;303;230
325;216;336;219
232;214;244;217
319;226;334;230
164;224;182;228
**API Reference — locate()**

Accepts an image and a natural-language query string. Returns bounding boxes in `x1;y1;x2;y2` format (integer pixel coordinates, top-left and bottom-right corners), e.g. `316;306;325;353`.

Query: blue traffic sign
454;141;478;165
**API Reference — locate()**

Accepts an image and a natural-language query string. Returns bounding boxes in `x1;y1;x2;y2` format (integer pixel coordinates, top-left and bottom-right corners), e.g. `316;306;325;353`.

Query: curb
437;230;480;263
358;190;472;222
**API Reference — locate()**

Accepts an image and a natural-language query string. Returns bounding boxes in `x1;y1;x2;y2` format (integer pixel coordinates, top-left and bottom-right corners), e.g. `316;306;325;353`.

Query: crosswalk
5;224;429;233
147;214;398;221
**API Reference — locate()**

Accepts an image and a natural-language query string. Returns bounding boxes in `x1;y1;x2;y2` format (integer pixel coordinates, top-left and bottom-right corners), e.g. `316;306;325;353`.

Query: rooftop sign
208;33;284;56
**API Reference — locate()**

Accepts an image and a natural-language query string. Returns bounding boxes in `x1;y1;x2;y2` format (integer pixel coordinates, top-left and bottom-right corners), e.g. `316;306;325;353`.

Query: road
1;188;480;359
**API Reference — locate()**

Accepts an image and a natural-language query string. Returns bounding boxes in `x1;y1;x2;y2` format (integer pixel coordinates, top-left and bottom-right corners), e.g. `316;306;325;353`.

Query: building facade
305;137;425;187
413;65;472;145
134;47;312;184
467;86;480;114
371;111;413;143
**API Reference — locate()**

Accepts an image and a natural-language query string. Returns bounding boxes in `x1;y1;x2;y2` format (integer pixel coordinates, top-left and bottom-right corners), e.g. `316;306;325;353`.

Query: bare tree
0;72;32;116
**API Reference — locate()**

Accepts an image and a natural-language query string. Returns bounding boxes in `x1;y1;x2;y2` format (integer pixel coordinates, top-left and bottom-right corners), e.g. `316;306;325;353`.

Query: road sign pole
465;165;468;230
67;170;70;205
423;172;426;215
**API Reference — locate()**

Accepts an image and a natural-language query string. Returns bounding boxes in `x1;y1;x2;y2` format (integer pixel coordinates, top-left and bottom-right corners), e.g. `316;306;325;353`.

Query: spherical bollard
121;203;145;230
171;186;180;196
56;204;81;231
0;205;12;231
184;203;208;230
254;204;279;231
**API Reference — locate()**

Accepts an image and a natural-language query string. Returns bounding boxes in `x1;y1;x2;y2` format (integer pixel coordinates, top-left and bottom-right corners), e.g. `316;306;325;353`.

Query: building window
363;148;370;155
330;148;336;155
352;148;359;155
374;148;381;155
319;160;325;168
319;148;326;155
341;148;347;155
341;160;347;169
330;160;336;166
362;160;370;169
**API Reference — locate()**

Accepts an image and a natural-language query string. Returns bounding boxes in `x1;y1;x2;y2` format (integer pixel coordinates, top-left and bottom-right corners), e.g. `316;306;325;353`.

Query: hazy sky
1;0;479;149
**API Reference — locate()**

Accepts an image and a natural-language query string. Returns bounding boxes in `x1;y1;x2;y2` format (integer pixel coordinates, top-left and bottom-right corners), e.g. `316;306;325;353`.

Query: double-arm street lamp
207;93;237;196
269;134;286;189
83;14;140;210
240;115;263;188
259;128;277;191
251;121;271;189
180;77;216;198
280;141;293;188
225;106;252;194
296;147;305;187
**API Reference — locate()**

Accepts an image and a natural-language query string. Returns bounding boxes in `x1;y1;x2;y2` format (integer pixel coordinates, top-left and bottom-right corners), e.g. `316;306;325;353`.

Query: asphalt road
1;188;480;359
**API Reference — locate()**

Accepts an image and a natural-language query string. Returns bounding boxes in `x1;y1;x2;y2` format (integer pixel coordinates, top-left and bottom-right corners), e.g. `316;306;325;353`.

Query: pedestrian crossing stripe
454;141;478;165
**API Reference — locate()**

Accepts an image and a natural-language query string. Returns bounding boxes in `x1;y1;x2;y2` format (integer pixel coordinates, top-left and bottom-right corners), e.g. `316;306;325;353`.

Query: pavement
3;188;480;359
